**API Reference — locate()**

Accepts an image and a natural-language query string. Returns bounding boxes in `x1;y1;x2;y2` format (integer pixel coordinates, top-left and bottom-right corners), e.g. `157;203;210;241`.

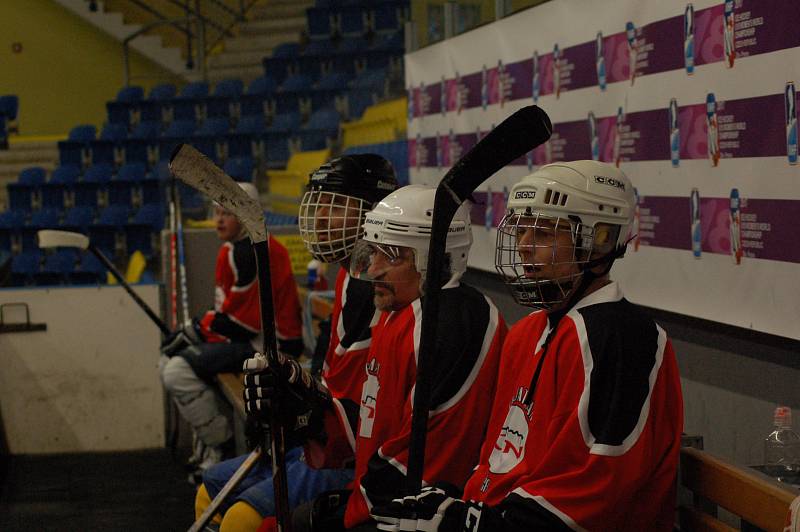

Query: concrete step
225;31;303;53
206;64;265;84
248;2;313;20
239;17;307;37
208;49;275;70
0;147;59;165
0;160;57;178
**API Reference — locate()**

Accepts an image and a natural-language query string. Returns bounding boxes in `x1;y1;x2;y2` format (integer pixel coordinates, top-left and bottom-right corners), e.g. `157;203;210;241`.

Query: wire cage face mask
495;211;594;309
299;191;369;263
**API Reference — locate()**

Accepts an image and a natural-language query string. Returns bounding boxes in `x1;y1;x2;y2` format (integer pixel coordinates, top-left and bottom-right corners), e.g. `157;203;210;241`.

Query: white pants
159;355;232;447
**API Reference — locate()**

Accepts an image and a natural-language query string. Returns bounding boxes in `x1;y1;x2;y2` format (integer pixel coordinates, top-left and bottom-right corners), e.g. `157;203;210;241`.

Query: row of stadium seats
8;248;108;286
343;140;408;185
305;1;408;41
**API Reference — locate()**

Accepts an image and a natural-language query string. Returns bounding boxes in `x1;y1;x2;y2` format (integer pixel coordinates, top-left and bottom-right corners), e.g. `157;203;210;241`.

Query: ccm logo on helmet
514;191;536;200
594;175;626;190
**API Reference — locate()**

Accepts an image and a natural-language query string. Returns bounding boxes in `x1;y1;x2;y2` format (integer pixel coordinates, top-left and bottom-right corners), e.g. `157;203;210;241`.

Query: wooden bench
216;290;335;453
679;446;799;531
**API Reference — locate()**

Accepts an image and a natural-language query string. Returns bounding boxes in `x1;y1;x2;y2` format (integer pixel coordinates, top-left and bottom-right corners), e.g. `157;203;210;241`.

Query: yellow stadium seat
342;97;407;149
267;148;331;215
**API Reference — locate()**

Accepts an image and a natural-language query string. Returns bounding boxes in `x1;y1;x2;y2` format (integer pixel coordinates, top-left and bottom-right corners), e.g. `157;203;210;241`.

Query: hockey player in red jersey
242;184;507;531
196;155;399;530
371;161;684;531
160;182;303;479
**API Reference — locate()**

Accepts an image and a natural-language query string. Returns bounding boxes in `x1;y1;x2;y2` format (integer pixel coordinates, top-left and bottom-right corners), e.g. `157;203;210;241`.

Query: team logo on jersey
359;358;381;438
488;387;534;474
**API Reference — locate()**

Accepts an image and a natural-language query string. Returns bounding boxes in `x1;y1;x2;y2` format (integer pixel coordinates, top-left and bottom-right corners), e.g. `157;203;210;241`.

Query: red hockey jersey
307;283;507;528
322;267;380;403
199;236;303;356
463;282;683;531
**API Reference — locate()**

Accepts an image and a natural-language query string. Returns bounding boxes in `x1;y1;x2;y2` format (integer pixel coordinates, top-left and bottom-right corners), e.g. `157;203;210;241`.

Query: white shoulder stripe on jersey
430;295;499;415
336;273;350;346
331;397;356;453
571;307;667;457
511;489;586;532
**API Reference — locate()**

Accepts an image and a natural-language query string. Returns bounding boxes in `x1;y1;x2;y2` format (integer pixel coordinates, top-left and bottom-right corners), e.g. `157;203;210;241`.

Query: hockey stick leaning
169;144;292;532
169;180;179;329
406;105;553;493
37;229;172;336
173;180;191;326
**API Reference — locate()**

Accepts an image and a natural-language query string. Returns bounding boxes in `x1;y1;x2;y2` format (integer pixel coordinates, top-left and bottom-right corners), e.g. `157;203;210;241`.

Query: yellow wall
0;0;184;136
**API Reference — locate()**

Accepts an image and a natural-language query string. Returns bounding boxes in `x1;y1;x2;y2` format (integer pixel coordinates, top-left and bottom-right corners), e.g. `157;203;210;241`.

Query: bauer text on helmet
299;154;398;263
495;161;635;309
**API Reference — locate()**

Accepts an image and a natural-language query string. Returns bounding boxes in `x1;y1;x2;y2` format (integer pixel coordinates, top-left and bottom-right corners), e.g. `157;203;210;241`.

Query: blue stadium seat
370;30;404;52
36;248;79;285
306;7;334;40
207;78;244;120
109;162;147;208
7;166;47;212
61;206;95;232
92;123;128;166
266;137;291;168
0;95;19;121
272;42;301;58
106;86;144;127
223;157;255;182
281;74;314;93
266;112;302;135
0;209;26;254
373;3;407;34
10;250;41;286
241;77;277;118
316;71;351;92
89;205;130;256
124;121;161;167
59;125;97;168
70;251;106;285
346;90;376;120
158;120;197;162
140;84;177;123
180;81;210;99
339;6;368;37
126;203;164;256
149;84;177;100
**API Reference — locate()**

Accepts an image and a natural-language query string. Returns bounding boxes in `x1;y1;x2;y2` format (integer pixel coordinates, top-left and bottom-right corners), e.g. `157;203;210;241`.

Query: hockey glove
242;352;331;440
160;319;204;357
371;485;502;532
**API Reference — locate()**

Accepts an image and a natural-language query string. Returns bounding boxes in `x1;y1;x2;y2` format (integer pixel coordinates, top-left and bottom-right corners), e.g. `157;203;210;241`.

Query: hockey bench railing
679;446;799;531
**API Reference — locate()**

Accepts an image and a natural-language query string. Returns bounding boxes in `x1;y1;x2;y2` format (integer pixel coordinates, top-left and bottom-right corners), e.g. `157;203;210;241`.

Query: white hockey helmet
352;184;473;289
496;160;635;309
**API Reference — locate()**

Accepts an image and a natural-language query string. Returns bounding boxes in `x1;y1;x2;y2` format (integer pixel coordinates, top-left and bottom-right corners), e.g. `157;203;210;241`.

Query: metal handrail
123;16;202;85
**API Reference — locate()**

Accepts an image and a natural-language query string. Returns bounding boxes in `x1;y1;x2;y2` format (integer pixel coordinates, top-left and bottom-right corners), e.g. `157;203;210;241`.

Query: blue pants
203;446;354;517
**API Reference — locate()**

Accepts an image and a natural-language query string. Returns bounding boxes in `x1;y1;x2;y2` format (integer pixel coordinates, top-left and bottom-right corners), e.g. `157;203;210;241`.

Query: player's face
314;192;362;244
214;205;243;242
515;216;579;281
367;245;421;312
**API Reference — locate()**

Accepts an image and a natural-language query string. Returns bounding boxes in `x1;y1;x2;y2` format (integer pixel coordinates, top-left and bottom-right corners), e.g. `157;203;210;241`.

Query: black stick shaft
88;244;171;336
253;240;292;532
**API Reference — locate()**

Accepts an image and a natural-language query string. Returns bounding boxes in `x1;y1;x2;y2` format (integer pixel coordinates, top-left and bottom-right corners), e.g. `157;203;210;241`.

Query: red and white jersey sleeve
463;282;683;532
198;236;303;356
311;283;507;528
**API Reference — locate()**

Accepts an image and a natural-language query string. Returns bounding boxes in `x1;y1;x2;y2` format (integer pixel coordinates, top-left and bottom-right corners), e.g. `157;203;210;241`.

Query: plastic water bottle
764;406;800;481
307;259;320;289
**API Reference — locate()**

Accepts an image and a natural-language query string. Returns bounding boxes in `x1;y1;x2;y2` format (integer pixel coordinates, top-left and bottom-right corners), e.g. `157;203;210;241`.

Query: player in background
372;161;683;532
195;155;398;531
160;182;303;481
243;184;507;531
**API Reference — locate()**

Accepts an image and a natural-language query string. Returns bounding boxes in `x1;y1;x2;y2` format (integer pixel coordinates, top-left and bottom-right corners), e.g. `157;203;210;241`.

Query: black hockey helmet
307;154;398;206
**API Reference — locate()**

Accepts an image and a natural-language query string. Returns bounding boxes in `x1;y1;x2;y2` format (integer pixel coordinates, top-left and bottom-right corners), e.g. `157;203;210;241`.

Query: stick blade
444;105;552;201
37;230;89;250
169;144;267;243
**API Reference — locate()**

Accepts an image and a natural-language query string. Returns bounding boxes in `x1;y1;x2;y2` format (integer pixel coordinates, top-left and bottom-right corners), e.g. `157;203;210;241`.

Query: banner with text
406;0;800;340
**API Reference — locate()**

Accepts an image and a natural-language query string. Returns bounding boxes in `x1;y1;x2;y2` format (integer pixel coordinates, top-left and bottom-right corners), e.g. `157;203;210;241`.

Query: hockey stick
168;181;179;329
406;105;552;493
37;229;171;336
169;144;292;532
188;447;262;532
173;179;191;326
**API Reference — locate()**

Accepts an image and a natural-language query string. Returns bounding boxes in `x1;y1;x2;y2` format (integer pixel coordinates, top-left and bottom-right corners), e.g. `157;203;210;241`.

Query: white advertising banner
405;0;800;340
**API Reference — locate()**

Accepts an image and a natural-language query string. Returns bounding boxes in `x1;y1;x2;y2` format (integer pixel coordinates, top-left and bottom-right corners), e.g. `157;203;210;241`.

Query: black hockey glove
160;319;204;357
371;485;503;532
242;352;331;441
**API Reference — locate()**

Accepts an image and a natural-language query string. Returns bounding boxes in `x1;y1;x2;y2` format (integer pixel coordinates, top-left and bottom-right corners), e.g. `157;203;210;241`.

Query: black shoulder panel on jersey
232;238;257;287
426;284;492;410
498;492;574;531
210;312;257;343
339;276;375;349
338;397;360;437
577;299;659;447
278;338;304;358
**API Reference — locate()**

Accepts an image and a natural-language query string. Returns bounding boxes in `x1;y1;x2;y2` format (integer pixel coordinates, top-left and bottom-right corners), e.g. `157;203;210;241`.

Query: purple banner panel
634;196;690;251
734;0;800;59
461;72;483;110
487;63;502;106
715;94;786;159
636;15;685;76
424;81;443;116
692;4;725;66
506;59;532;101
604;31;635;84
737;198;799;262
677;103;710;161
559;41;598;93
618;108;671;162
470;190;510;229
